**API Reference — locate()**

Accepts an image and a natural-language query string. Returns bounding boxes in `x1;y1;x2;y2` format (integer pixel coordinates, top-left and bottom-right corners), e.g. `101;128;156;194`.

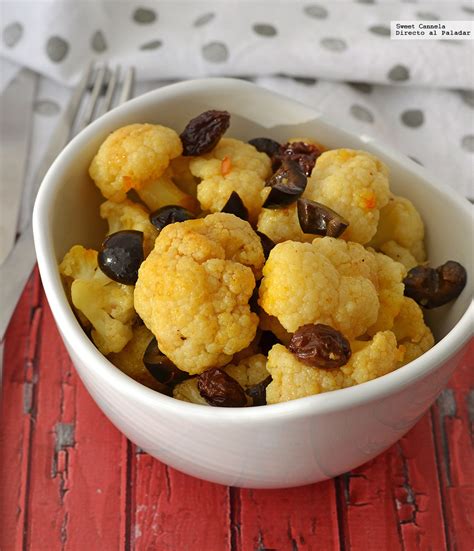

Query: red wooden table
1;270;472;551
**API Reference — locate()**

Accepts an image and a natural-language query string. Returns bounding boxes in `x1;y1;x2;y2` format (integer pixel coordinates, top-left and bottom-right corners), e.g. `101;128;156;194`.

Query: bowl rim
33;77;474;421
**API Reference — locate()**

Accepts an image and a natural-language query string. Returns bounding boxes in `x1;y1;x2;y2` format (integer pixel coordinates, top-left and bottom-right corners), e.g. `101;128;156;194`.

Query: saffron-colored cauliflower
189;138;272;222
392;297;434;365
266;331;401;403
173;354;269;405
259;240;379;338
305;149;390;244
369;195;426;263
108;324;165;391
89;123;183;202
134;213;264;374
257;204;315;244
59;245;135;355
100;199;158;256
378;240;418;271
170;156;198;197
258;310;293;345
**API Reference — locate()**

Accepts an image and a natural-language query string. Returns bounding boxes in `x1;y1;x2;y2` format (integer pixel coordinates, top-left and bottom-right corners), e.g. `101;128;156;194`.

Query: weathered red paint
0;274;472;550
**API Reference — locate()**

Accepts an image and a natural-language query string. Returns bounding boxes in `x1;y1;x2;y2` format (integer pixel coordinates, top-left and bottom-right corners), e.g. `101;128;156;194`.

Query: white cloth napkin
1;0;473;206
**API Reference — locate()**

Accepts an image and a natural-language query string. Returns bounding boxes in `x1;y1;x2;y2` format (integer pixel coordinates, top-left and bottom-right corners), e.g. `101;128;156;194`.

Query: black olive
258;330;280;355
246;375;272;407
248;137;281;158
403;261;467;309
256;231;276;259
149;205;195;231
98;230;144;285
143;337;188;385
297;198;349;237
221;191;249;221
262;160;307;209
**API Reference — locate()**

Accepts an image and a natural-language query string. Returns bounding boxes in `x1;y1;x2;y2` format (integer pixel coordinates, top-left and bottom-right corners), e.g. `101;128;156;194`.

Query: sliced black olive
143;337;188;385
221;191;249;221
248;137;281;158
246;375;272;406
256;231;276;260
98;230;144;285
262;160;307;209
403;261;467;309
149;205;195;231
297;198;349;237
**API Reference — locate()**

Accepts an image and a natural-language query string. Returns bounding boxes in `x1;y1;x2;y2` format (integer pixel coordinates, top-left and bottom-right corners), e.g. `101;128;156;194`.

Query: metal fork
0;64;136;345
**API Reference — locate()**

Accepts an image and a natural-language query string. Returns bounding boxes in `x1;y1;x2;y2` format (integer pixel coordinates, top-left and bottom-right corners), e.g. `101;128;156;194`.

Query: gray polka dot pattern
91;30;107;53
401;109;424;128
369;25;390;37
293;76;318;85
3;22;23;48
356;0;375;4
320;37;347;52
193;13;215;27
461;135;474;152
350;104;374;123
46;36;69;62
348;82;373;94
459;90;474;108
388;65;410;82
416;12;439;20
253;24;277;37
34;99;60;116
140;40;162;50
303;5;328;19
202;42;229;63
133;8;157;24
462;6;474;14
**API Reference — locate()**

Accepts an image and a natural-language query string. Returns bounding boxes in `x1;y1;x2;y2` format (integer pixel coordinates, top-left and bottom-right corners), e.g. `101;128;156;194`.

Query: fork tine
65;63;95;140
96;65;121;118
118;67;135;105
78;65;107;131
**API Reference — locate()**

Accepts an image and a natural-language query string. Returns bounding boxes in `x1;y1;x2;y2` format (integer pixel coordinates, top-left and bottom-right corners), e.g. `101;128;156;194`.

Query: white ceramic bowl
33;78;473;488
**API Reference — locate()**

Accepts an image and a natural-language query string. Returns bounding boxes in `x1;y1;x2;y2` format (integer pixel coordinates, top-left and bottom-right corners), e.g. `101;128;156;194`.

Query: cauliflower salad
59;110;467;407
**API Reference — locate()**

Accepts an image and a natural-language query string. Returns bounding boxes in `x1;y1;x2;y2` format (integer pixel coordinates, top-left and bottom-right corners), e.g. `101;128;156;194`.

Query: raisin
297;198;349;237
403;261;467;309
262;160;307;208
180;110;230;156
248;137;281;158
246;375;272;406
288;324;351;369
143;337;188;385
276;141;322;176
221;191;248;221
197;368;247;407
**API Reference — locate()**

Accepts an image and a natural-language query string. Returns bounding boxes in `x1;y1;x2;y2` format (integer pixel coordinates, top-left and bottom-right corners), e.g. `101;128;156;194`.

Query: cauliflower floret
311;238;405;334
173;378;208;405
259;240;379;338
190;138;272;222
257;204;315;244
170;156;198;197
89;124;183;202
135;167;199;213
266;331;401;403
224;354;269;389
59;245;135;355
305;149;390;244
392;297;434;365
379;240;418;271
108;324;165;391
134;213;263;374
369;195;426;262
100;199;158;256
